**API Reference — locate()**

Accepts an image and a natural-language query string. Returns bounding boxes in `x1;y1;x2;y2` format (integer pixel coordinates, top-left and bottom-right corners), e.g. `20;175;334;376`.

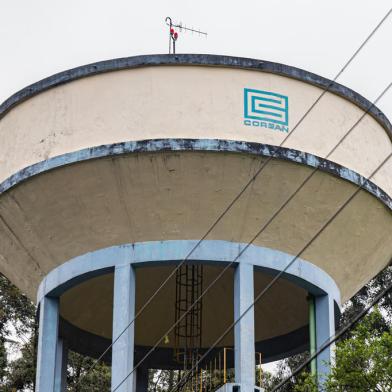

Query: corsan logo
243;88;289;132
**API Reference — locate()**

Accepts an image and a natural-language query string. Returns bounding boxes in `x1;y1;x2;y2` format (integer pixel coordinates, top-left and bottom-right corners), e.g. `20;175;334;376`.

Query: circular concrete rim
1;54;391;140
41;240;340;365
38;240;341;304
1;139;391;211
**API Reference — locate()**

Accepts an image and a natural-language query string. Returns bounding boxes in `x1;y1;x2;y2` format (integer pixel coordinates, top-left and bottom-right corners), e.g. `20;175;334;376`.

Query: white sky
1;0;391;121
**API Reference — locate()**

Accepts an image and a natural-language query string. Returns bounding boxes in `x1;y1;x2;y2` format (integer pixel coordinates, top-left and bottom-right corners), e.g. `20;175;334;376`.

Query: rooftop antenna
165;16;208;54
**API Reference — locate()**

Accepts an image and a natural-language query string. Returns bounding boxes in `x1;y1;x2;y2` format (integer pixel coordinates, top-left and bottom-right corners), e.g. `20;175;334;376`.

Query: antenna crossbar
165;16;208;54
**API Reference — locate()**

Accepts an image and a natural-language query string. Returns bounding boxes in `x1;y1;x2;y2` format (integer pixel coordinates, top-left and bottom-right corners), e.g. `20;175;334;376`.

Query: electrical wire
165;149;392;392
272;271;392;391
111;11;392;389
77;6;392;386
111;80;392;392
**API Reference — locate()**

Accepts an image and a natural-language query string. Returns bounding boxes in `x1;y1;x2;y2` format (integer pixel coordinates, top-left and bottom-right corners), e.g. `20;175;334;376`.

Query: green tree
0;274;36;389
265;267;392;392
6;340;35;390
325;308;392;391
67;351;111;392
0;338;7;383
0;273;111;391
290;309;392;392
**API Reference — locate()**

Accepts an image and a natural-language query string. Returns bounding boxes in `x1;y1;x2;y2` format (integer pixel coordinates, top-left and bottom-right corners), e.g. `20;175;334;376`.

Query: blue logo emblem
243;88;289;132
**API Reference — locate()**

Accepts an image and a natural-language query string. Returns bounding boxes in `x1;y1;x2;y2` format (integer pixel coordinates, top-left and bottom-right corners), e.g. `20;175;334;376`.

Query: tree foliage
291;309;392;392
325;309;392;391
0;274;111;391
0;274;35;388
275;267;392;392
67;351;110;392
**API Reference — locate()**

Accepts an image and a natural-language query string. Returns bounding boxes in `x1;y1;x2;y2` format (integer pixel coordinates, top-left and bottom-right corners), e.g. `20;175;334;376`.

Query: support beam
112;263;136;392
308;296;317;377
315;294;335;385
36;296;60;392
234;262;255;391
54;339;68;392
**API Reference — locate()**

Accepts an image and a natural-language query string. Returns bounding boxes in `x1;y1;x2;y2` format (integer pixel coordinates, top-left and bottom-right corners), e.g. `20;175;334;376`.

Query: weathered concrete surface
0;151;390;303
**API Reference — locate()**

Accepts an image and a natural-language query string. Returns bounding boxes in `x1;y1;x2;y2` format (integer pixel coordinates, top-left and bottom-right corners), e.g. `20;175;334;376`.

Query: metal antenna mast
165;16;208;54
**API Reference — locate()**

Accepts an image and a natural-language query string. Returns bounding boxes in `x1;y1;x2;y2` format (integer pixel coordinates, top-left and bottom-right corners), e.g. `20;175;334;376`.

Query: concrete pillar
111;263;136;392
308;296;317;377
54;339;68;392
136;366;149;392
36;296;60;392
315;294;335;385
234;262;255;391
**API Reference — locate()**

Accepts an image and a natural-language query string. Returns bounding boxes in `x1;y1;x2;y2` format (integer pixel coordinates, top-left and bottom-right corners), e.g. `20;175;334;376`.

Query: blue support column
315;294;335;385
112;263;136;392
54;339;68;392
36;296;60;392
234;262;255;391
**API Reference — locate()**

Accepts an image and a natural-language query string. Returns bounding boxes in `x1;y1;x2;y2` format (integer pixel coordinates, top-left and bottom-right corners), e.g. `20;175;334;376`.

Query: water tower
0;54;391;392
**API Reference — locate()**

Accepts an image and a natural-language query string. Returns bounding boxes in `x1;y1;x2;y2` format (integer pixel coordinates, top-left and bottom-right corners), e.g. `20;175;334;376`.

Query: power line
77;6;392;386
166;149;392;392
111;80;392;391
271;271;392;391
111;10;392;389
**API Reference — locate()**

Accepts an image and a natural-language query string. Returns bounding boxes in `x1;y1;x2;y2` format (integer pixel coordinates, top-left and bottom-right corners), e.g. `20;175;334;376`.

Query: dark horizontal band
59;317;309;367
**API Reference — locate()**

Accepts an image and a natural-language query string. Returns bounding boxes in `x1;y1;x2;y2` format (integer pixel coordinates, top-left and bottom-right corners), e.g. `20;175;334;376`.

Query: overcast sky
1;0;391;121
1;0;391;122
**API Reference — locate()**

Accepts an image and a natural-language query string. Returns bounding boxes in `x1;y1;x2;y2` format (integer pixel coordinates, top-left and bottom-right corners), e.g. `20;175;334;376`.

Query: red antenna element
165;16;207;54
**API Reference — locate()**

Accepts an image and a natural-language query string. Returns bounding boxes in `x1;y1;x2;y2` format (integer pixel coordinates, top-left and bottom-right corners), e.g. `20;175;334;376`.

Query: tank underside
0;148;390;303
